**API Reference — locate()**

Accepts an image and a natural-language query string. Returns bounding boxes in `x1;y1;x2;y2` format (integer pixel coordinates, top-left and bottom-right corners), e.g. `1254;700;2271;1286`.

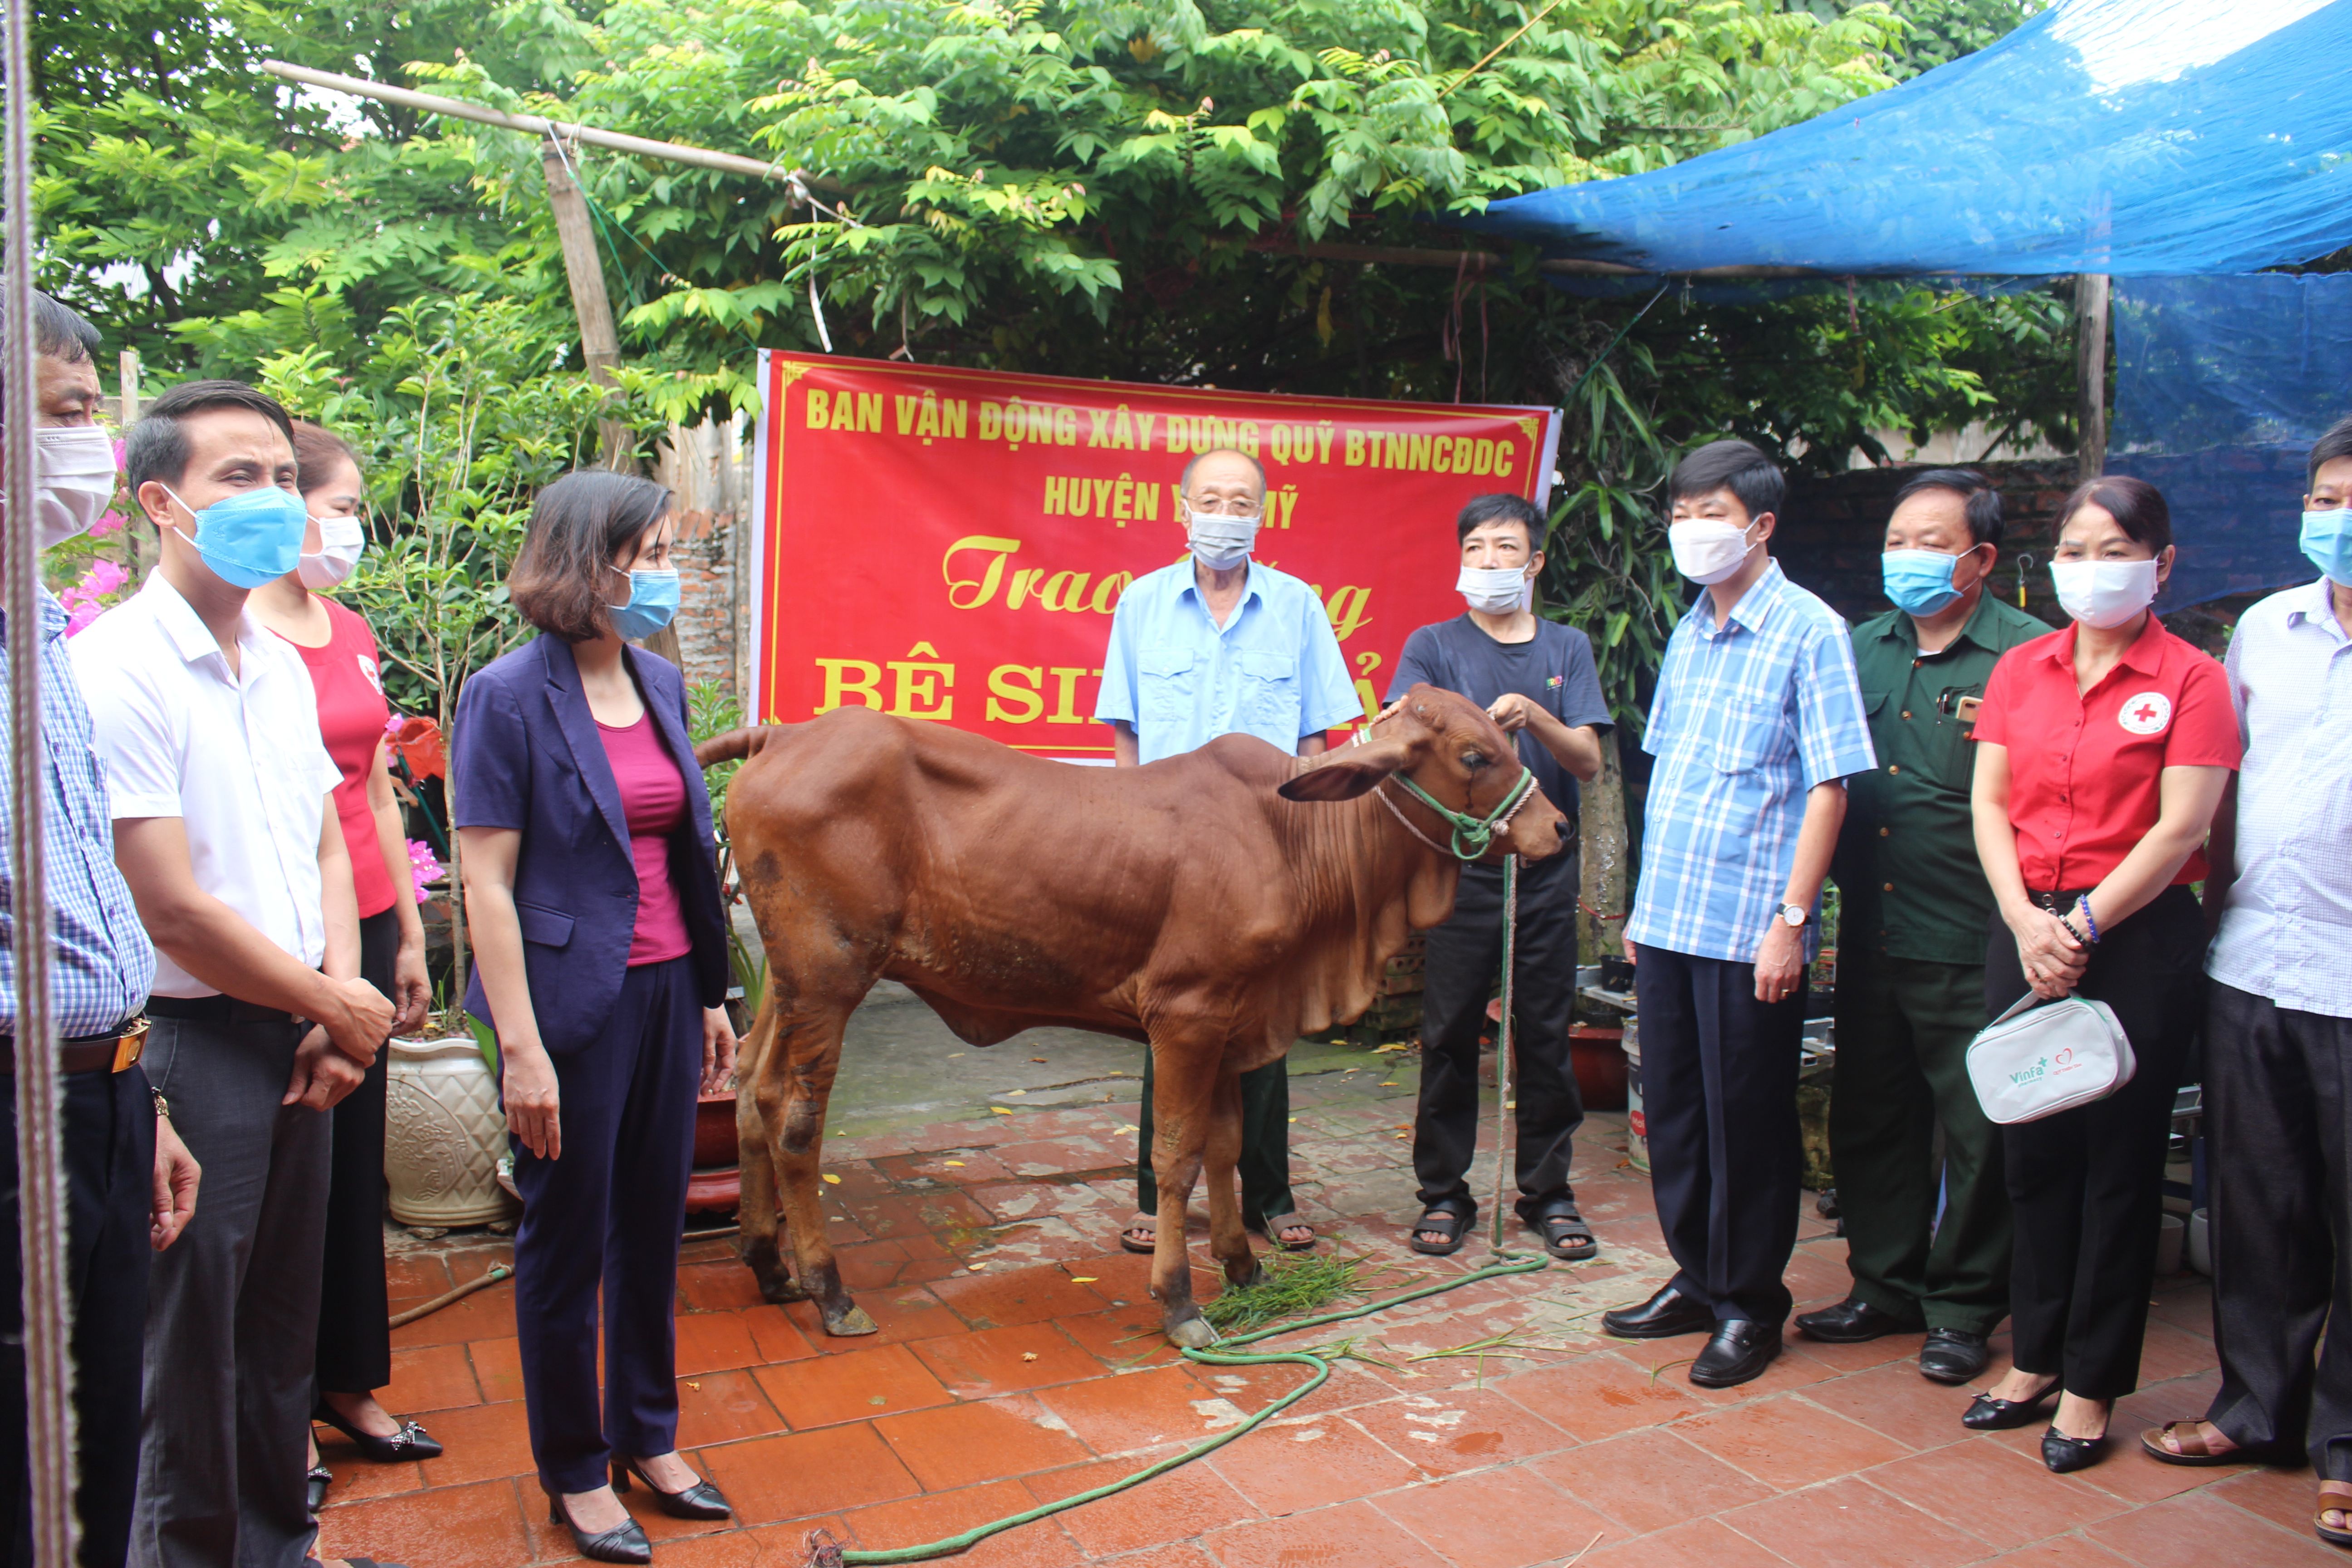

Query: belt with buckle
0;1018;150;1076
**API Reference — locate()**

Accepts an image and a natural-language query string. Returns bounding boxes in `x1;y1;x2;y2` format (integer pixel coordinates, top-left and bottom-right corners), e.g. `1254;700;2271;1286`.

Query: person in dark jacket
454;470;736;1563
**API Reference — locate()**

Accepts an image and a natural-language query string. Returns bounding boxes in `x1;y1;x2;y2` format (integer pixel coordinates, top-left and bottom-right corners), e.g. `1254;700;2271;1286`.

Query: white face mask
297;514;367;589
1669;517;1759;585
1456;564;1531;614
34;426;118;549
1187;506;1259;571
2050;558;2160;629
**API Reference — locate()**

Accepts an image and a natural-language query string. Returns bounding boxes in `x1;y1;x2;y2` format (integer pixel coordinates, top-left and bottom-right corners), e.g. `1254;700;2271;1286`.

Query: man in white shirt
73;381;394;1568
2138;416;2352;1539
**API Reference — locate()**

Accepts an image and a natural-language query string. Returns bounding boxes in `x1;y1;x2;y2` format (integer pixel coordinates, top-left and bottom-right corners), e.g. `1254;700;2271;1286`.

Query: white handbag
1965;990;2138;1125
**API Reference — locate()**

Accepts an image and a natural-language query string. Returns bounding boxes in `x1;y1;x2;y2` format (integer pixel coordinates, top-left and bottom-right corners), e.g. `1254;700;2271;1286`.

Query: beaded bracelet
2074;896;2102;945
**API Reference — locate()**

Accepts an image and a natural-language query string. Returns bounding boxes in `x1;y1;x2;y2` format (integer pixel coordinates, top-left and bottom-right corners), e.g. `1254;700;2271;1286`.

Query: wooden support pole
540;136;635;470
2075;272;2110;481
261;61;840;192
117;348;152;584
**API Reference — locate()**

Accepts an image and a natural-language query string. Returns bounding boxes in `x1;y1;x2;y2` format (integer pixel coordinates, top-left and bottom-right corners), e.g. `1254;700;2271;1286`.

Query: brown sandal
2318;1481;2352;1548
2140;1421;2247;1467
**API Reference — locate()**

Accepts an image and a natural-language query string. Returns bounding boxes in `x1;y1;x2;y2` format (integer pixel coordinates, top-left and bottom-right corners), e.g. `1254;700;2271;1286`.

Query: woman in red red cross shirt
1963;475;2239;1475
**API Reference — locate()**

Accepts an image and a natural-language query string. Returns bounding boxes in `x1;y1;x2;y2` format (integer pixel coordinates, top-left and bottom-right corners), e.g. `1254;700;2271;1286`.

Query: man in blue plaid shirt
1602;440;1876;1389
0;292;200;1568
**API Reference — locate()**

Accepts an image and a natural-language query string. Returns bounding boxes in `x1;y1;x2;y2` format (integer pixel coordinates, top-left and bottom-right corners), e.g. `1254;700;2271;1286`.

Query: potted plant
384;1004;517;1235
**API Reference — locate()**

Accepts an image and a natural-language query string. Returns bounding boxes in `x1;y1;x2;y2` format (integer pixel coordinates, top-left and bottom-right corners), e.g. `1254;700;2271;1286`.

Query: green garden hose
828;1250;1553;1565
823;852;1552;1564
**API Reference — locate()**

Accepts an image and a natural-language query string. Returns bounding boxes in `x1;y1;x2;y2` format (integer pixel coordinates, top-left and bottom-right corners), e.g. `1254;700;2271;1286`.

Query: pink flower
384;711;407;736
59;559;130;637
88;510;125;538
407;839;444;904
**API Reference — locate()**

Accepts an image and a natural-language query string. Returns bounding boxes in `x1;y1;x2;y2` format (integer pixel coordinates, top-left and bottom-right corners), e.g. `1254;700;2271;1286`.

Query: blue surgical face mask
2301;507;2352;587
606;568;680;641
1880;546;1979;616
162;483;309;590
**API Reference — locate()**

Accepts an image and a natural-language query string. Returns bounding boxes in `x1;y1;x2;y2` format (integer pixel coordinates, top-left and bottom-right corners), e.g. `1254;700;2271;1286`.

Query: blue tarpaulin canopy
1459;0;2352;279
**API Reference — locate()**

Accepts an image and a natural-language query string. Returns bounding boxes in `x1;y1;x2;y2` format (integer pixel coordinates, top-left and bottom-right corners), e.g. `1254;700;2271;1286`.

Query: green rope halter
1387;768;1536;861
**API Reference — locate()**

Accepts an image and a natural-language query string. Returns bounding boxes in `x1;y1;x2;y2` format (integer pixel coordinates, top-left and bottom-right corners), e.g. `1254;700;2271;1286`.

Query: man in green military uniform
1797;469;2046;1384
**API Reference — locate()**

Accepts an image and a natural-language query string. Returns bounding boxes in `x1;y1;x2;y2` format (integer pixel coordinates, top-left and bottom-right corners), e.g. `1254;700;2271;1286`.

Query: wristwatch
1777;903;1809;928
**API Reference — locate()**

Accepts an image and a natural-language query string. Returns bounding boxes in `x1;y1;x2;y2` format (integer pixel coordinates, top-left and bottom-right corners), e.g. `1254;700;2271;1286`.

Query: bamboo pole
260;61;840;192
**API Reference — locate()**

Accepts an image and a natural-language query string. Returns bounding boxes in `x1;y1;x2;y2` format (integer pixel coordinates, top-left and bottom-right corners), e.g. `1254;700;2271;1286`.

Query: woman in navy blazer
455;470;737;1562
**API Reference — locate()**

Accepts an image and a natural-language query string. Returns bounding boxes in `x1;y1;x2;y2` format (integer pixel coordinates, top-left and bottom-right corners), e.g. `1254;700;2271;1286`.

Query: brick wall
671;507;737;693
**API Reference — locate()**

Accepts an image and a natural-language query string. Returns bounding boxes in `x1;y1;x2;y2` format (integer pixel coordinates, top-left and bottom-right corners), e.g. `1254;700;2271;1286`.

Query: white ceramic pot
384;1037;515;1228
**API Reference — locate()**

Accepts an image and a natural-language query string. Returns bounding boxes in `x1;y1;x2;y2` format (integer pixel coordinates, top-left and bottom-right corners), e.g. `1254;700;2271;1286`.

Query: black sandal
1533;1205;1597;1262
1408;1206;1475;1256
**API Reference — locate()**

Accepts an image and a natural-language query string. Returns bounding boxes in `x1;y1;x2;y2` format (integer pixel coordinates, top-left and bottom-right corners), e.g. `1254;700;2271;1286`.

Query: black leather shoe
1690;1319;1782;1388
1919;1328;1990;1384
1601;1284;1714;1340
314;1401;445;1463
306;1464;331;1520
2042;1426;2109;1473
615;1455;733;1521
1793;1297;1923;1343
545;1486;652;1565
1961;1379;2059;1431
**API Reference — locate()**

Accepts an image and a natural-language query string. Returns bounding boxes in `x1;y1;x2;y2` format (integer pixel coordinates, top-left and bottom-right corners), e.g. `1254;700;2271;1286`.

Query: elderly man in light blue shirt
2141;416;2352;1522
1094;446;1360;1254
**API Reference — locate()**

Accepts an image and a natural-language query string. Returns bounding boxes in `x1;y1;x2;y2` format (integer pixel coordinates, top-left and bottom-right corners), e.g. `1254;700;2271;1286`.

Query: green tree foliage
36;0;2065;730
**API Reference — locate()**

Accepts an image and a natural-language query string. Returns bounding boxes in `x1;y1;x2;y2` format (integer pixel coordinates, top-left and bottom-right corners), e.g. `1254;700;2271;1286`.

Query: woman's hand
503;1043;562;1161
390;935;431;1035
2005;902;2088;999
701;1006;739;1097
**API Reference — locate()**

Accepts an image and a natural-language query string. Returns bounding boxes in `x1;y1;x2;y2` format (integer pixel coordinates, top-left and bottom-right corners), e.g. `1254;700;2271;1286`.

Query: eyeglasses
1186;498;1263;520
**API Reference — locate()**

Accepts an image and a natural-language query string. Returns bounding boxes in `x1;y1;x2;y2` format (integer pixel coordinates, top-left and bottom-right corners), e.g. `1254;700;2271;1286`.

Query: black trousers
316;907;399;1396
0;1062;154;1568
1133;1055;1293;1226
510;956;701;1494
2203;981;2352;1476
1414;853;1584;1223
1633;944;1807;1327
1986;885;2202;1401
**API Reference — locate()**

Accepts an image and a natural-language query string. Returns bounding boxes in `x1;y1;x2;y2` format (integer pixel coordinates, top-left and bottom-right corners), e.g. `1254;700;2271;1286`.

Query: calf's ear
1279;738;1412;802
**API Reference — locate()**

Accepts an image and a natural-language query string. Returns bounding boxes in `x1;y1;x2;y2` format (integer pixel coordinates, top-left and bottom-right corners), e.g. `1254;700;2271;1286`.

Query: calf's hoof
1224;1259;1267;1289
754;1271;811;1305
1165;1315;1217;1351
820;1302;879;1337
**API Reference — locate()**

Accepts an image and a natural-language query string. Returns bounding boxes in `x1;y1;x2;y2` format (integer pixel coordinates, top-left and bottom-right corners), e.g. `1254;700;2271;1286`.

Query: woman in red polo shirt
1963;475;2239;1474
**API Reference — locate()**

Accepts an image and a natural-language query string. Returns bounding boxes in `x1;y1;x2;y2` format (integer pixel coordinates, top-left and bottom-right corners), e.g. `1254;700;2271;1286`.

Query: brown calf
695;684;1564;1346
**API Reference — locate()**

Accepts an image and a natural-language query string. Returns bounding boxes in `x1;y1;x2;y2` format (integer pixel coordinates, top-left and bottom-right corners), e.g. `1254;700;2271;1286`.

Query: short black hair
2309;416;2352;490
0;290;102;401
124;380;297;498
290;420;361;497
1178;447;1266;500
2056;474;2172;554
1668;438;1784;523
1891;467;2004;549
1456;493;1544;549
508;470;675;642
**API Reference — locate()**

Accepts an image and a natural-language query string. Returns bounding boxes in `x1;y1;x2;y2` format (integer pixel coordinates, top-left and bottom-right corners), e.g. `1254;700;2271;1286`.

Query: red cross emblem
2117;691;2171;735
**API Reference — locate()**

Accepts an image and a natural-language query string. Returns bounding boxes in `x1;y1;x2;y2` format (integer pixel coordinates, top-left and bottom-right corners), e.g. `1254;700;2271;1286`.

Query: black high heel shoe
544;1485;652;1564
613;1455;733;1521
1960;1379;2060;1431
2042;1425;2110;1473
312;1401;444;1462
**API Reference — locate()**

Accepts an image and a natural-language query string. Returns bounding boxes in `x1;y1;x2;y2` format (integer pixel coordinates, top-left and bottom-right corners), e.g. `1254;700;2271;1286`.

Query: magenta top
596;712;693;967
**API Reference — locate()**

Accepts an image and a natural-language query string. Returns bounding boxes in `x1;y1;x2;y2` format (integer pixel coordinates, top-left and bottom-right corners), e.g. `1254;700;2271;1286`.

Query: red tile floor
317;1075;2328;1568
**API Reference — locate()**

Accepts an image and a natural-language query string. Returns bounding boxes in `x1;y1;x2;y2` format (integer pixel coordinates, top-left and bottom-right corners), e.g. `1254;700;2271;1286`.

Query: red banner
750;352;1561;757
